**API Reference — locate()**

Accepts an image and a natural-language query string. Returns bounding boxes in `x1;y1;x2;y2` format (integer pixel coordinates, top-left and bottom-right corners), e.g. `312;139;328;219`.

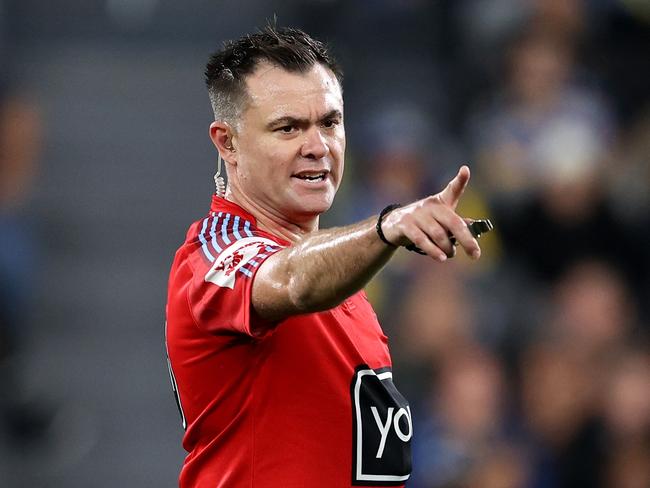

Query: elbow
282;246;348;314
287;276;320;313
287;272;342;314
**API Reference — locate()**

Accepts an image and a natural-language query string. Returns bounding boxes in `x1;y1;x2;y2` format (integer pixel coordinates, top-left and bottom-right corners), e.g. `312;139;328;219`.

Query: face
229;62;345;223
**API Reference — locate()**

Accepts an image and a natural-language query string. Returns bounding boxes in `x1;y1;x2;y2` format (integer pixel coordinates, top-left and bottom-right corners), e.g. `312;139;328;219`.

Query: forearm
253;166;482;322
253;216;396;320
289;216;396;308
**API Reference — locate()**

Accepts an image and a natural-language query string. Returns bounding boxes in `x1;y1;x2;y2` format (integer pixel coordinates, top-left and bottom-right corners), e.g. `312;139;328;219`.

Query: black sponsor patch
351;365;412;486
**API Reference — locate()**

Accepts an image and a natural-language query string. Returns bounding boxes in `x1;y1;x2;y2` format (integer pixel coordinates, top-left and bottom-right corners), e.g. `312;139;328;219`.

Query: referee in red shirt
165;25;482;488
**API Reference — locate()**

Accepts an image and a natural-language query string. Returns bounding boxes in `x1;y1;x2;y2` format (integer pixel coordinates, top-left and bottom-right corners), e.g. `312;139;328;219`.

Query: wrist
376;204;401;248
375;203;427;255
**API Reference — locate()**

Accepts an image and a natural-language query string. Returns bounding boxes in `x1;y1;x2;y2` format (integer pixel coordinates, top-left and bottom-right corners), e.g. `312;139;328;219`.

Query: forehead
243;62;343;118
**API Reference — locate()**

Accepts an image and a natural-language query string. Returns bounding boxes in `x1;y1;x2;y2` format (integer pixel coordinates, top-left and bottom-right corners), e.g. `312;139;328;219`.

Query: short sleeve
186;213;284;337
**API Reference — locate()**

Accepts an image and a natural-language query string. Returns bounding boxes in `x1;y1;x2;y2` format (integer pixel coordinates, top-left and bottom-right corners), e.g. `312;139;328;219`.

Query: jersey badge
204;236;278;289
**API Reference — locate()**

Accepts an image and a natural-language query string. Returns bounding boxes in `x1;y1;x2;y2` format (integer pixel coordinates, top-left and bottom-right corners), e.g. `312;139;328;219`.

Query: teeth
295;173;325;181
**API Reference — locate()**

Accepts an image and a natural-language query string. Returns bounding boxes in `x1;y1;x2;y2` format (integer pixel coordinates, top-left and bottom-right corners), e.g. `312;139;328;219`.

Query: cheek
332;134;345;153
333;126;346;153
238;138;285;178
332;135;346;170
256;138;297;170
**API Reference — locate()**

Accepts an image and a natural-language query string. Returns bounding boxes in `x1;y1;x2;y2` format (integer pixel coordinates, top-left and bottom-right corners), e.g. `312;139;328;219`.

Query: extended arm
252;166;481;322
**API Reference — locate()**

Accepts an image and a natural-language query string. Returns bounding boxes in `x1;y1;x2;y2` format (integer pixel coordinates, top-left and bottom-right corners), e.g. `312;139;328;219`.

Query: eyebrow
266;109;343;130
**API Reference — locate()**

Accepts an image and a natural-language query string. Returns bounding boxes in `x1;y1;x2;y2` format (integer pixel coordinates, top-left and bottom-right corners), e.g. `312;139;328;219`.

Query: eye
322;118;340;129
276;125;297;134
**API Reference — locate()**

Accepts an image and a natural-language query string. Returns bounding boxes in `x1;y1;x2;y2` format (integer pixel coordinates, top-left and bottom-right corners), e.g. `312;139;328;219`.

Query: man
165;26;481;488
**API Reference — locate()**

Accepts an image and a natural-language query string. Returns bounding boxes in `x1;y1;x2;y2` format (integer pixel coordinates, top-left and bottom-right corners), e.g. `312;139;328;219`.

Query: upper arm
186;221;286;336
251;247;300;323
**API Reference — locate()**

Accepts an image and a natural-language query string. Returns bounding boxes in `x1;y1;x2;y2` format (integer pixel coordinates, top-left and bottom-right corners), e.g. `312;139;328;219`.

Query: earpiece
214;153;226;197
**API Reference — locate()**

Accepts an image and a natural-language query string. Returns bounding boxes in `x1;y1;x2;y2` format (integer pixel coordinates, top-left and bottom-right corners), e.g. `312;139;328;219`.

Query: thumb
440;165;470;209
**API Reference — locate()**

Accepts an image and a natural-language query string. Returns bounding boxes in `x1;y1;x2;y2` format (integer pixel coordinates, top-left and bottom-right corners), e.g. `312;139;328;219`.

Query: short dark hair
205;26;343;125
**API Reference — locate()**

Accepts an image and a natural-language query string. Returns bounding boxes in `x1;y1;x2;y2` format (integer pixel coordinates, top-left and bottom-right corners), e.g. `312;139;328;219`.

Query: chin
289;196;334;220
296;202;332;219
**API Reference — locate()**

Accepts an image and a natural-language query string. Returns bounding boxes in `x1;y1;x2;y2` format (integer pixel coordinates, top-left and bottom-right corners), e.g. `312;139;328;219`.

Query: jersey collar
210;195;291;246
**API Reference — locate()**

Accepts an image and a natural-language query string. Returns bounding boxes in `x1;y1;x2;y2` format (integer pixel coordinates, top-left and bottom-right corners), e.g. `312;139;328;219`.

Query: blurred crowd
316;1;650;487
0;61;48;447
0;0;648;486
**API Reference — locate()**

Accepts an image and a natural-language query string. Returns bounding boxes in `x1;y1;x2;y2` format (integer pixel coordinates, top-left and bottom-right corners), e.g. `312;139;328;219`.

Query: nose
300;127;329;160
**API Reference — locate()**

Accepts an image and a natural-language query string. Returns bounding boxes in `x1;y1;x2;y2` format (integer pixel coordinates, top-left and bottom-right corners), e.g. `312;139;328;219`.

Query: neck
225;187;319;244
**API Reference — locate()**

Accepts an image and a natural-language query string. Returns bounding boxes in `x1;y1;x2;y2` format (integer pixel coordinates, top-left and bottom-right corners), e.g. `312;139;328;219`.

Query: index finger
439;165;470;209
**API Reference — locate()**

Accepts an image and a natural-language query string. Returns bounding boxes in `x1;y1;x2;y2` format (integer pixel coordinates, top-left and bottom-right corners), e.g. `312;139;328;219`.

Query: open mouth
292;170;329;183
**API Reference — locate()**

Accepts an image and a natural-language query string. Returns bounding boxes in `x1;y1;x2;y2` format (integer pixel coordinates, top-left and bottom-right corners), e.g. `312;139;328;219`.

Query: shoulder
190;210;283;260
182;210;284;288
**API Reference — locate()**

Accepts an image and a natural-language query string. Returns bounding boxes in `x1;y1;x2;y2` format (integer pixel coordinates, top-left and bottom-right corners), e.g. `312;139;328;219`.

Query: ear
209;121;237;165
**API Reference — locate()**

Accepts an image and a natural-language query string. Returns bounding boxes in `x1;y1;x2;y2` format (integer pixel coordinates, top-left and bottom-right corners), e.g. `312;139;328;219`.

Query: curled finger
404;226;449;262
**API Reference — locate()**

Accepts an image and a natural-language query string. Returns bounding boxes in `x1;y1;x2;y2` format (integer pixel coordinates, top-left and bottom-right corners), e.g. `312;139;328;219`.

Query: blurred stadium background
0;1;648;487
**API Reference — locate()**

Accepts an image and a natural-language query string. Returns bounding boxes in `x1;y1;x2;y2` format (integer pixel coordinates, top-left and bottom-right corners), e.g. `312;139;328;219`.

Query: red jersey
165;196;412;487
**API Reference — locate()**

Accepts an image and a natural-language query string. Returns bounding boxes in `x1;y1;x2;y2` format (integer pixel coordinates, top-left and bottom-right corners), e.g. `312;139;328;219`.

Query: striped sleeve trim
196;212;268;263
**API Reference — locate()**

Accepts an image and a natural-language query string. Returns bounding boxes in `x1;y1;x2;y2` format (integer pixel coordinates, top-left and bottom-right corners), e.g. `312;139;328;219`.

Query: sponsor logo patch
351;366;412;485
